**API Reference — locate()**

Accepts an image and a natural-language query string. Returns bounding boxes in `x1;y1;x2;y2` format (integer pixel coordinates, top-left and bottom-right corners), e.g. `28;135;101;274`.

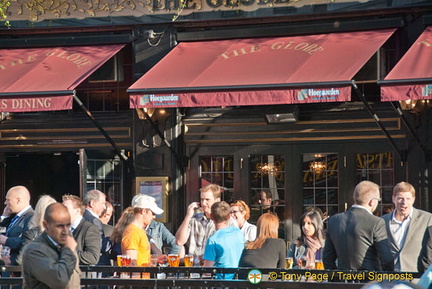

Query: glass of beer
168;254;180;267
315;259;324;270
184;254;194;267
286;257;294;269
298;257;307;269
122;255;131;267
117;255;123;266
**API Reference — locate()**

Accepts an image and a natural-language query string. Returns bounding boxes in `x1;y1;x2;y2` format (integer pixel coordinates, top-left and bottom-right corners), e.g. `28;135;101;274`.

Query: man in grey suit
83;189;110;265
382;181;432;272
63;194;101;265
0;186;34;265
323;181;394;271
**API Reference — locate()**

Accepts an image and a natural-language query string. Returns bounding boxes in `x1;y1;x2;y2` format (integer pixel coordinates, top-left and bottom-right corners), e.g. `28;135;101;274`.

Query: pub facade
0;0;431;240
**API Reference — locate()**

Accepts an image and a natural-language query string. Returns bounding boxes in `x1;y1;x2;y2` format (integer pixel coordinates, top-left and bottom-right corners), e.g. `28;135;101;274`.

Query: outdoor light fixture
265;106;299;124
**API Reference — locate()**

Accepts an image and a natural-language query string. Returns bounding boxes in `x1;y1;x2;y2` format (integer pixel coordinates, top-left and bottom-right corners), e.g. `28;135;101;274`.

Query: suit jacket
22;231;80;289
73;218;101;265
382;208;432;272
5;208;34;265
83;209;110;265
323;206;394;271
421;226;432;272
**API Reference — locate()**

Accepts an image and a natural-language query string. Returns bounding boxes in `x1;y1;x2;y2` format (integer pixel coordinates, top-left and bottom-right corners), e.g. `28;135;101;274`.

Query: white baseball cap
132;195;164;215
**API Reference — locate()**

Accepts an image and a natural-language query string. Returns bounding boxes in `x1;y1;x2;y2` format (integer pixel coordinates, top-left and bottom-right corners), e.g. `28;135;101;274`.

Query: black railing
0;266;421;289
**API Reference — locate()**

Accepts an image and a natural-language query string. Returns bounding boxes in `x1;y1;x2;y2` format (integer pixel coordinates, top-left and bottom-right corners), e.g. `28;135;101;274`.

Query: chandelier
258;163;279;176
310;161;326;172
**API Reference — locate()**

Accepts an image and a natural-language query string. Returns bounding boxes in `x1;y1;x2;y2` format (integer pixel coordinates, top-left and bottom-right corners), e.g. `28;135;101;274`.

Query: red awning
380;27;432;101
129;29;394;108
0;44;125;112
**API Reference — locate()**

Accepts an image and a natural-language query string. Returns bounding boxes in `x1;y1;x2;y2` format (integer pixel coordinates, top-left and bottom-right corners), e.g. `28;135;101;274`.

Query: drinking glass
286;257;294;269
116;255;123;266
150;254;159;267
184;254;194;267
168;254;180;267
315;259;324;270
122;255;131;266
297;257;307;269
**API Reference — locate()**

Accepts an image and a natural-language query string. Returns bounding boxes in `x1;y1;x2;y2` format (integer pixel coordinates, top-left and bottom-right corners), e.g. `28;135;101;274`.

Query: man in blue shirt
203;201;245;279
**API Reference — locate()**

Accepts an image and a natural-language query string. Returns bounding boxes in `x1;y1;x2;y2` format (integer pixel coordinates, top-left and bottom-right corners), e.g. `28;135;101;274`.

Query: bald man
0;186;34;265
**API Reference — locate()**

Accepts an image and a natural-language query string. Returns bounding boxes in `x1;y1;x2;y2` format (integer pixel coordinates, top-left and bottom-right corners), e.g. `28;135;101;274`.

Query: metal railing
0;266;421;289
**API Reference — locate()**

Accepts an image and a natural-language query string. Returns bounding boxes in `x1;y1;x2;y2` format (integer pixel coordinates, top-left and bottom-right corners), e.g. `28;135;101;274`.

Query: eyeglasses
230;210;240;214
371;197;382;202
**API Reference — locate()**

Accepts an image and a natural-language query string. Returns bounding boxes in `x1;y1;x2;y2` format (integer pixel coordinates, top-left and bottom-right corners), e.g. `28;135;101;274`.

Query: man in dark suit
63;194;101;265
382;181;432;272
0;186;34;265
83;189;110;265
323;181;394;271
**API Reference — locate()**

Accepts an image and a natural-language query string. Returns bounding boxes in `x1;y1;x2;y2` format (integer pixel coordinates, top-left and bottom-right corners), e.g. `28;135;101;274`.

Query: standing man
203;201;245;279
83;189;110;265
382;181;432;272
100;201;114;238
22;203;80;289
323;181;394;271
176;184;237;255
0;186;34;265
63;195;101;265
122;195;164;267
258;190;273;214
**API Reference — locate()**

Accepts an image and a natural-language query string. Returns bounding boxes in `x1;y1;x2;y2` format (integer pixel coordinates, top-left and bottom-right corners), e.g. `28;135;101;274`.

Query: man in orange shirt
121;195;164;267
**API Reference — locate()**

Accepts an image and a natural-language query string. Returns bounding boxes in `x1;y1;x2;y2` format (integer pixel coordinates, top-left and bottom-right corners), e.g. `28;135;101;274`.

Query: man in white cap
121;195;164;267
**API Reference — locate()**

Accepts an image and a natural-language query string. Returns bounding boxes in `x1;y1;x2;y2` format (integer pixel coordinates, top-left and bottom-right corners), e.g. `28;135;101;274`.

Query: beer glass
184;254;194;267
315;259;324;270
286;257;294;269
168;254;180;267
122;255;131;266
116;255;123;266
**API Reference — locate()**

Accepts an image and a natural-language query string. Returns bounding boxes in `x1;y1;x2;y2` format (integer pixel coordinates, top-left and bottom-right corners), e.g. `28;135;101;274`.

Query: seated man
203;201;245;279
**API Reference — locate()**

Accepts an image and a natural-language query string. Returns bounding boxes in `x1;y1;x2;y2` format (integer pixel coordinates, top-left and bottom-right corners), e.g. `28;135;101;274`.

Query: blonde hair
246;213;279;249
393;181;415;198
230;200;251;220
200;184;221;199
29;195;57;230
110;207;135;243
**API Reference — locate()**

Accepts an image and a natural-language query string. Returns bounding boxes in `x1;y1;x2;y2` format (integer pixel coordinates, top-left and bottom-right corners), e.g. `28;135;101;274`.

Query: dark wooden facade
0;1;431;238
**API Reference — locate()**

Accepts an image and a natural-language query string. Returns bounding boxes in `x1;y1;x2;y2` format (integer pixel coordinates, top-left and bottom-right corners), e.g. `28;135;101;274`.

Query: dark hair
300;209;325;246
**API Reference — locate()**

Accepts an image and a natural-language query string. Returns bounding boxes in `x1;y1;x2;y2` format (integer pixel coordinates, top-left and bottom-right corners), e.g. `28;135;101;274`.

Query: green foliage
0;0;10;27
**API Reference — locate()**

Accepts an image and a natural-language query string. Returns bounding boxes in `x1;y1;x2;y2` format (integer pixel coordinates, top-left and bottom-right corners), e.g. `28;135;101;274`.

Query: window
356;152;394;215
86;158;123;223
199;156;234;202
249;155;285;222
302;153;339;217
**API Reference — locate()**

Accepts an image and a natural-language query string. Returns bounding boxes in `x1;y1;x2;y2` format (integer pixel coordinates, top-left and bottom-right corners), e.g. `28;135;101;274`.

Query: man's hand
64;236;77;251
186;202;200;218
0;235;8;245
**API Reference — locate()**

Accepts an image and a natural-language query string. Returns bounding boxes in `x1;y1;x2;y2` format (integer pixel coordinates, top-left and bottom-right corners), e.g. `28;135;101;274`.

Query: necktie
6;215;19;235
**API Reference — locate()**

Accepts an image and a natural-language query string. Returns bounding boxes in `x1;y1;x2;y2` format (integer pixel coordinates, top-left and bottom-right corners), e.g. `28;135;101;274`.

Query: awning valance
0;44;125;112
128;29;395;108
380;26;432;101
